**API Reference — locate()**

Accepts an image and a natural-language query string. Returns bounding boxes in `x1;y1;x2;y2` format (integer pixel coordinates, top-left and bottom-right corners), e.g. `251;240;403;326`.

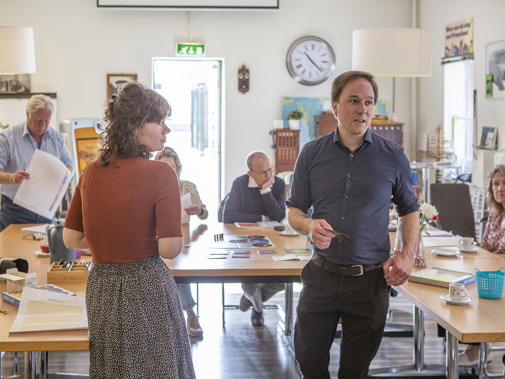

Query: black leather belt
312;253;383;277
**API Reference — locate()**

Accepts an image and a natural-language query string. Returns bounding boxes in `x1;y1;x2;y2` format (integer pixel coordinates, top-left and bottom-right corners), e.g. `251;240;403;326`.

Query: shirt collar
332;127;373;146
248;175;260;188
21;122;31;138
21;122;52;142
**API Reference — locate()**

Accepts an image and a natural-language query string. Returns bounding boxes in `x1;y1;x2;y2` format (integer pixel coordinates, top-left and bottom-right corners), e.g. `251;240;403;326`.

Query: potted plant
287;109;303;129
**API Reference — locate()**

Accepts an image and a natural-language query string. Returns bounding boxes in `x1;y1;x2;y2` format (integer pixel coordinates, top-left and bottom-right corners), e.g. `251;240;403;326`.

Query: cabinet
370;121;404;147
273;129;299;174
316;114;338;137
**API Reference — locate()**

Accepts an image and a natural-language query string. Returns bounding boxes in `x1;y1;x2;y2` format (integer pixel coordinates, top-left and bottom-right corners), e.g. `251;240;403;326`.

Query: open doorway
152;58;224;219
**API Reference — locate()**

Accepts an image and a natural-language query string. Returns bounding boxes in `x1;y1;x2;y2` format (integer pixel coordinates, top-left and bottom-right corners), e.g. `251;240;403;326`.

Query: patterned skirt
86;254;195;379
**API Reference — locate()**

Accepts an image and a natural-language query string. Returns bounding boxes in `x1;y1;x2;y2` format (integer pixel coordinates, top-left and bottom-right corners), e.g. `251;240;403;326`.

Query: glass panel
152;58;223;217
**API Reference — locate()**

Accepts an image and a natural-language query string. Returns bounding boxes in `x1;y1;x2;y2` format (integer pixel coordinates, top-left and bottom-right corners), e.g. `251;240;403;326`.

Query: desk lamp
0;26;36;74
352;28;432;122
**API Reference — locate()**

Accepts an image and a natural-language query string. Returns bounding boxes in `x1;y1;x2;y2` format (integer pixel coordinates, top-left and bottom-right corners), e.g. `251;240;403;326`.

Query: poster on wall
486;40;505;99
282;97;331;147
444;18;473;58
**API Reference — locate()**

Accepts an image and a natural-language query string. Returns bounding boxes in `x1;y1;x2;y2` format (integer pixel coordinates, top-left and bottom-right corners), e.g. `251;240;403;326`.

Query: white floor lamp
352;28;432;122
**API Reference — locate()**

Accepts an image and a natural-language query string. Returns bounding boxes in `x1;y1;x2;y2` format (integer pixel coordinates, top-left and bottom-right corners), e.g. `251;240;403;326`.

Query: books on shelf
408;267;476;288
2;284;75;307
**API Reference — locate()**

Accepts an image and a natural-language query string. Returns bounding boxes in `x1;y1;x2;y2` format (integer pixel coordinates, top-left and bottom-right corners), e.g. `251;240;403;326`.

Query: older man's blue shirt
286;128;419;266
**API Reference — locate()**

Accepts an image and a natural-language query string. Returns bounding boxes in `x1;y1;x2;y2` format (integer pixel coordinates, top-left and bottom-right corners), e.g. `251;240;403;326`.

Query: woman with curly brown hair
63;82;195;378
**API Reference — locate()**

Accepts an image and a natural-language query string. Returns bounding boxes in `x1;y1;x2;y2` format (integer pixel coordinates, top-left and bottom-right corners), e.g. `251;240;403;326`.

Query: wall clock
286;36;336;86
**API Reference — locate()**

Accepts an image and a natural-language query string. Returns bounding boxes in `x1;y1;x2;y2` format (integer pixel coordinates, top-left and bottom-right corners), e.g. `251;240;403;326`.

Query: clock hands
304;52;323;73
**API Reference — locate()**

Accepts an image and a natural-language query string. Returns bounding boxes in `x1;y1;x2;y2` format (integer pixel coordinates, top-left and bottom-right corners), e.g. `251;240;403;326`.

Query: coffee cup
459;237;475;249
449;283;467;299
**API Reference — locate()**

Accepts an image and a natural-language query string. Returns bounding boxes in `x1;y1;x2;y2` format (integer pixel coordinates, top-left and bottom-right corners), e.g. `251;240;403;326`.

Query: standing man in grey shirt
287;71;419;378
0;94;74;231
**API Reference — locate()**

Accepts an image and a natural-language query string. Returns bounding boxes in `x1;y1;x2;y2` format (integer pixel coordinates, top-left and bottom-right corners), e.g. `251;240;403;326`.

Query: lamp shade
0;26;36;74
352;28;432;77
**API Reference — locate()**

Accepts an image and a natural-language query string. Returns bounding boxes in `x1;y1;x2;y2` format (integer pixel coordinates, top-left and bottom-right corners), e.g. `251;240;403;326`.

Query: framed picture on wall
0;74;30;94
107;73;137;99
479;126;498;149
486;40;505;99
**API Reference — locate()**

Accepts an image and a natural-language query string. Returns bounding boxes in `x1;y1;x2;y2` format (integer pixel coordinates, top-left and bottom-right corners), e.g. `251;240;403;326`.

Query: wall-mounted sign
176;43;205;56
444;18;473;58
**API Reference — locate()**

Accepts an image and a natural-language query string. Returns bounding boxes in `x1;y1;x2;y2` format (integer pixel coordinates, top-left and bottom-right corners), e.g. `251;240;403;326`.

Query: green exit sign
176;43;205;56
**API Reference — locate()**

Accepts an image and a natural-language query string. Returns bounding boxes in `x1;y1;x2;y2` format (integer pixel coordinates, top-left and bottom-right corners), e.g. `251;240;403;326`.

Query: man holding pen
287;71;419;378
0;94;74;231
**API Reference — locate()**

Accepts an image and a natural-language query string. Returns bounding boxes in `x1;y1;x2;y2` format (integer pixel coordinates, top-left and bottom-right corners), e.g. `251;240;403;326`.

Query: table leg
284;283;293;336
422;167;430;203
446;332;459;379
39;351;48;379
413;306;424;371
478;343;486;378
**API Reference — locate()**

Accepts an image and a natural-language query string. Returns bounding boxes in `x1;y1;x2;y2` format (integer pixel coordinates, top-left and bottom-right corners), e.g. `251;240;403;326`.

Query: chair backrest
429;183;476;239
217;193;229;222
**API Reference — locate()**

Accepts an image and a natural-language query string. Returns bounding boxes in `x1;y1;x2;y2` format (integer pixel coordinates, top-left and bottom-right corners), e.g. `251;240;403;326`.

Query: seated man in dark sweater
223;150;286;326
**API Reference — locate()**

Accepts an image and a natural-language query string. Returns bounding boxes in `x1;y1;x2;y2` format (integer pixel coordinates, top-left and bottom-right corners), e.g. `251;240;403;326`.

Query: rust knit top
64;156;182;264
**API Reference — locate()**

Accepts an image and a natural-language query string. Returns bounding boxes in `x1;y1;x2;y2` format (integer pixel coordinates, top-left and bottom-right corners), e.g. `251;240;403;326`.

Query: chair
429;183;476;239
217;193;229;223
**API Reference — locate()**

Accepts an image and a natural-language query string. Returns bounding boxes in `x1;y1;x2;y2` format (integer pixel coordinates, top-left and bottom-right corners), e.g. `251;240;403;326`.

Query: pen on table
425;231;430;236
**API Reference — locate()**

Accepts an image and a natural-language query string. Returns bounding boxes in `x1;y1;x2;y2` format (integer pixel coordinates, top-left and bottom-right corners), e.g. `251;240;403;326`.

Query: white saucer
440;294;473;305
35;250;50;257
432;247;461;257
458;245;479;253
280;230;299;237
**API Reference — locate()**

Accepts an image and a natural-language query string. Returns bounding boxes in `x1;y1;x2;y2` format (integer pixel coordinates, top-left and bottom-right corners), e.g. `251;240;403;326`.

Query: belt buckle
351;264;364;276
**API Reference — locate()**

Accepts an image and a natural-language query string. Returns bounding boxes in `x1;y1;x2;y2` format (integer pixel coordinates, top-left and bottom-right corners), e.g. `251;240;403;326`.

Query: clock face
286;36;336;86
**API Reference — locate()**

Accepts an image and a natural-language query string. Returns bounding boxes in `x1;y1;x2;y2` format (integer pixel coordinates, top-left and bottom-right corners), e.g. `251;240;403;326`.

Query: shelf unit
273;129;299;174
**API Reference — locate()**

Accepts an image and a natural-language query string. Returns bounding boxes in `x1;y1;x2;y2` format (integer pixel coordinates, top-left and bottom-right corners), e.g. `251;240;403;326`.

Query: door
152;58;223;218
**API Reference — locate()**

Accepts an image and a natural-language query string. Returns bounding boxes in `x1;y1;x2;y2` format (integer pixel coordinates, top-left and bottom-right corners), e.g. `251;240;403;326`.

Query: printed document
13;150;73;219
10;286;87;333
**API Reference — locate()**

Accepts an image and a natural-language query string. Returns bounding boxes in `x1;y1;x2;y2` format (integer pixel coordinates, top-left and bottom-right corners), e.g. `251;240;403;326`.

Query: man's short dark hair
331;71;379;104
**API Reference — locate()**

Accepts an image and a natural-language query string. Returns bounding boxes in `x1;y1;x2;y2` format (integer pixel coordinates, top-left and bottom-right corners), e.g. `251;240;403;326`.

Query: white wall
418;0;505;189
1;0;416;195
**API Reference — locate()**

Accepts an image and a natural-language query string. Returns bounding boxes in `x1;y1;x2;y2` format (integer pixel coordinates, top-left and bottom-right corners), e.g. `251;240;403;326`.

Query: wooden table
0;224;90;378
5;223;504;379
169;222;309;340
0;222;309;378
395;243;505;378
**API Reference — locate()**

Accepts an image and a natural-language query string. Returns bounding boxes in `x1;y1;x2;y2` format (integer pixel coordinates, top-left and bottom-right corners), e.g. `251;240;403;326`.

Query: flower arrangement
419;203;439;233
415;203;439;268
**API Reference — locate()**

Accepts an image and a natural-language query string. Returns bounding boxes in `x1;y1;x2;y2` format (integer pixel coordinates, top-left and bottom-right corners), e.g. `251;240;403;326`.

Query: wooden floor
2;283;505;378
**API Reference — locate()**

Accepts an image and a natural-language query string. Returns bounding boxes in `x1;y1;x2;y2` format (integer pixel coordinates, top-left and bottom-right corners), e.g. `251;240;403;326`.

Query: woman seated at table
480;164;505;255
459;164;505;365
155;147;207;338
